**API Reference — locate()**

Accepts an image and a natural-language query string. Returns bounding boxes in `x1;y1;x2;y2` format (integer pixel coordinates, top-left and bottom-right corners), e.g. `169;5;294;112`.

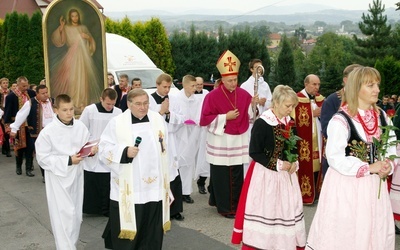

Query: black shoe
16;168;22;175
224;214;235;219
42;177;45;183
26;171;35;177
182;195;194;204
170;213;185;221
396;225;400;235
6;152;11;157
198;185;207;194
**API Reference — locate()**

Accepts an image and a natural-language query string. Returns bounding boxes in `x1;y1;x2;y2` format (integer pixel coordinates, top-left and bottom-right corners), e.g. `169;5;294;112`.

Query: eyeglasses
132;102;149;107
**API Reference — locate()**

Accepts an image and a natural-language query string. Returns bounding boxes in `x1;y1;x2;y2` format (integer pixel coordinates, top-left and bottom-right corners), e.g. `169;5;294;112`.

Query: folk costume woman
306;67;396;249
232;85;306;250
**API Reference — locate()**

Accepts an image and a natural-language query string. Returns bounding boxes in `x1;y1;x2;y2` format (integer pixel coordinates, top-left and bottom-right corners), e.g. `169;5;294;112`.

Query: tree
354;0;393;66
24;11;44;84
188;25;219;81
4;12;20;81
170;31;192;81
250;25;270;43
294;26;307;41
217;26;271;83
374;56;400;97
143;18;175;75
15;14;30;78
314;21;327;27
105;17;175;76
276;36;295;87
305;32;357;96
0;17;6;76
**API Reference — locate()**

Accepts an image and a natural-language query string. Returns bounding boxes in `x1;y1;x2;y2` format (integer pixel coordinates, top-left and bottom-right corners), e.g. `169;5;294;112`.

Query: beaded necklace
356;111;378;135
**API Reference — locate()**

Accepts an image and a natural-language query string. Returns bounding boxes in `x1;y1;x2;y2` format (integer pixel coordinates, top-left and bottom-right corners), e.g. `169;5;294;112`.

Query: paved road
0;153;399;249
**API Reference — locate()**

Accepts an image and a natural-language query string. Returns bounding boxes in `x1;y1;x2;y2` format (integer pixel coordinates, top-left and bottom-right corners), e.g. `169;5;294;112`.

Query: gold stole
116;110;170;240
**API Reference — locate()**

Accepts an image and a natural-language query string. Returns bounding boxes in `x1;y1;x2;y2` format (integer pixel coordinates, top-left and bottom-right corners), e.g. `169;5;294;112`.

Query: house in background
268;33;281;49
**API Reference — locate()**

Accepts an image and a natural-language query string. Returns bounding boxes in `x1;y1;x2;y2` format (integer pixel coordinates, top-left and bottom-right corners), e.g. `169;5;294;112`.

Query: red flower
386;109;395;118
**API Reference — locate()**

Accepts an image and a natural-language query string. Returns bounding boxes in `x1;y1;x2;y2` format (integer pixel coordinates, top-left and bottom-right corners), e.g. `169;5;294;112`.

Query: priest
99;89;170;249
292;74;325;204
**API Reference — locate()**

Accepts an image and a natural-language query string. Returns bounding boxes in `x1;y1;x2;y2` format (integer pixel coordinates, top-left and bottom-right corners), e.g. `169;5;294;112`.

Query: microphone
134;136;142;147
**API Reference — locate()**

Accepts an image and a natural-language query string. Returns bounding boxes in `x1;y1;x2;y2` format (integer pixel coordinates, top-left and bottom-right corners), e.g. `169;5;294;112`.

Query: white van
106;33;178;94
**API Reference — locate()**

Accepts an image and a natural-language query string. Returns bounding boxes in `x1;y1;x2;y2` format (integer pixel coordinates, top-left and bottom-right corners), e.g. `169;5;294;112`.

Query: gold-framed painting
42;0;107;114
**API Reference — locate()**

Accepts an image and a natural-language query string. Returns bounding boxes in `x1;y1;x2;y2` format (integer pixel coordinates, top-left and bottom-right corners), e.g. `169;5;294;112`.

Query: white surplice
79;103;122;173
35;117;90;250
169;89;204;194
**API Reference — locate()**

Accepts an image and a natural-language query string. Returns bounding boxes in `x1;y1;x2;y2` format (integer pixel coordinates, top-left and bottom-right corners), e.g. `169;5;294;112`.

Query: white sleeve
98;118;126;174
207;114;226;136
10;101;31;133
326;114;369;176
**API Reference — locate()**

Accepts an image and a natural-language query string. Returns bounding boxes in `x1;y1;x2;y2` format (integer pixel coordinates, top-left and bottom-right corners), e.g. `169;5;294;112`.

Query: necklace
221;87;236;109
357;111;378;135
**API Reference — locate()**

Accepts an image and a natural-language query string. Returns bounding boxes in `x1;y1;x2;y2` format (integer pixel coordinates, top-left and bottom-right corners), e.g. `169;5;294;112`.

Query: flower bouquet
372;124;399;199
278;120;302;185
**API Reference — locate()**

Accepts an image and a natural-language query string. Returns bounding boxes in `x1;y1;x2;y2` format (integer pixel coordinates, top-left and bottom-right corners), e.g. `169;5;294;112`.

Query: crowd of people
1;50;400;249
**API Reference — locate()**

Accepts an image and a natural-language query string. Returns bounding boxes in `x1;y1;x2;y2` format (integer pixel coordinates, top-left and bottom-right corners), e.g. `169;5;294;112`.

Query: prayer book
79;139;99;157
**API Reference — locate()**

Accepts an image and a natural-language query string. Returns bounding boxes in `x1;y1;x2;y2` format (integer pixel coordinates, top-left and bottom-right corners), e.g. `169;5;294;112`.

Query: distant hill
104;5;400;25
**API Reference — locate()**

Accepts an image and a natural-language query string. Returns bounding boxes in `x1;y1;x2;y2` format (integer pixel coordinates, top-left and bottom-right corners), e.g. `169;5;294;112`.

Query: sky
98;0;399;13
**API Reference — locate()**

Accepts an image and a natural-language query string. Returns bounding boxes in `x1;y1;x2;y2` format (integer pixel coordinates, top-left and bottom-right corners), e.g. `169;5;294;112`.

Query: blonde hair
156;73;172;85
182;74;196;85
343;66;380;116
271;85;298;109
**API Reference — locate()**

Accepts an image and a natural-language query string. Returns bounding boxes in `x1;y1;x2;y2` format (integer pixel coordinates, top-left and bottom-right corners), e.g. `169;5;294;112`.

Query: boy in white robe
80;88;122;216
35;94;91;250
169;75;203;202
149;73;185;220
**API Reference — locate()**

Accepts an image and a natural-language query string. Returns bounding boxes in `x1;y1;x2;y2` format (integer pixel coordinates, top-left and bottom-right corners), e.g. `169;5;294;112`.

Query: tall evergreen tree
305;32;357;96
24;11;44;84
143;18;175;75
170;30;191;81
15;14;30;79
374;56;400;97
276;36;295;87
4;12;19;81
0;17;6;77
354;0;392;66
188;25;219;81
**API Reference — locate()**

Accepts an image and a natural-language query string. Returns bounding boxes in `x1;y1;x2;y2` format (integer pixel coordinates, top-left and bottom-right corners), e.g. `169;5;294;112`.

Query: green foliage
143;18;175;75
105;17;176;76
294;26;307;41
186;26;219;81
292;48;307;92
170;25;270;84
16;14;30;78
170;31;191;80
4;12;20;81
0;17;5;76
276;36;295;87
305;32;357;96
24;11;44;84
219;26;271;84
354;0;393;66
374;56;400;98
0;12;43;82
